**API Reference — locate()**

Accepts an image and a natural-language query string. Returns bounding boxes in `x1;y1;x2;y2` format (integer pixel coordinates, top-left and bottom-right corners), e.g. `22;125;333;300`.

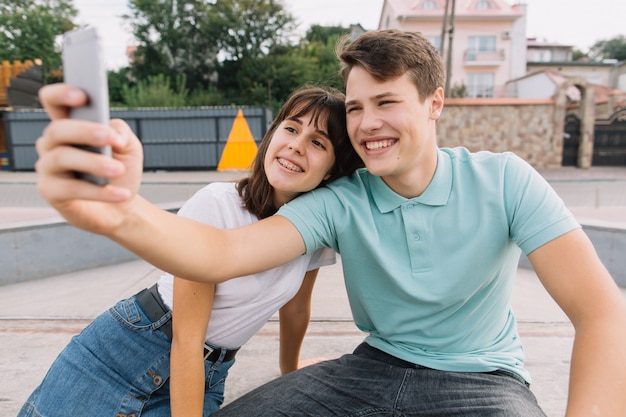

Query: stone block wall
438;98;562;169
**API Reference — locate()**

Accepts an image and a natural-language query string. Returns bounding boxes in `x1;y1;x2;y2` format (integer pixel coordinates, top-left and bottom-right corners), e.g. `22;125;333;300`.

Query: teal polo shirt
277;147;579;382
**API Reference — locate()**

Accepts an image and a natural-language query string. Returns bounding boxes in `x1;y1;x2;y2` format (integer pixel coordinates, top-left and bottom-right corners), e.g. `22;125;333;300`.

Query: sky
71;0;626;70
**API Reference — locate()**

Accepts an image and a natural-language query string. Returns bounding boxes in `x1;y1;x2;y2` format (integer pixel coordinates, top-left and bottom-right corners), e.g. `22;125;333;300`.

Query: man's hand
35;83;144;234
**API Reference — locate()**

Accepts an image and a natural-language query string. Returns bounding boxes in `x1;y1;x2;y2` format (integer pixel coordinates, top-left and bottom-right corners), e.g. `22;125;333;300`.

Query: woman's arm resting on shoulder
170;278;215;417
279;269;318;374
528;228;626;417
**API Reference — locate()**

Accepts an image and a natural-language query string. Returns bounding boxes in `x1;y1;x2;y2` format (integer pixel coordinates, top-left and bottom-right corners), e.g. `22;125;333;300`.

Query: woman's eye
312;139;326;149
285;126;297;134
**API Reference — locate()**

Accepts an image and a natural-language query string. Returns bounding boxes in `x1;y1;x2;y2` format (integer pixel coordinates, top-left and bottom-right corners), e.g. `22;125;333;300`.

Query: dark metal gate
592;108;626;166
562;113;580;166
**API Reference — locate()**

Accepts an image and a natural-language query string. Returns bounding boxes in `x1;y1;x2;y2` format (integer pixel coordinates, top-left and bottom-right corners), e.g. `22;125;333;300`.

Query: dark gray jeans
214;342;546;417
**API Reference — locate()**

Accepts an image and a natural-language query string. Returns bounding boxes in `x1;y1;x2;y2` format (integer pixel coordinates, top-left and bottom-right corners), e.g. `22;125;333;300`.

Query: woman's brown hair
237;85;363;219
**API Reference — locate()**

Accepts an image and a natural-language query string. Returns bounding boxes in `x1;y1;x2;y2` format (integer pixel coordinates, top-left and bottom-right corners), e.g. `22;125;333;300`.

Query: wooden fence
0;59;38;108
0;59;39;152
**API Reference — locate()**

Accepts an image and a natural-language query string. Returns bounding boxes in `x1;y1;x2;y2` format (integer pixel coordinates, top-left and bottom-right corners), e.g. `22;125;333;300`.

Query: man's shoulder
442;147;517;162
441;147;525;173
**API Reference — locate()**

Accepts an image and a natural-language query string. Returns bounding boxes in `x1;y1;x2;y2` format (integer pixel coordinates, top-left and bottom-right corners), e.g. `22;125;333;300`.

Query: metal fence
2;106;272;171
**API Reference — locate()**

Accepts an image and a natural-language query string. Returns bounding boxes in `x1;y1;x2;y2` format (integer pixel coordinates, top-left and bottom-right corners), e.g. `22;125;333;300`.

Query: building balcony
464;49;505;66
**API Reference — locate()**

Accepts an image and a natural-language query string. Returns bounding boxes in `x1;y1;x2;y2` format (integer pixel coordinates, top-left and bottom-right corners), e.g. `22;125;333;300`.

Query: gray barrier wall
518;222;626;287
1;206;178;285
3;212;626;287
2;106;272;171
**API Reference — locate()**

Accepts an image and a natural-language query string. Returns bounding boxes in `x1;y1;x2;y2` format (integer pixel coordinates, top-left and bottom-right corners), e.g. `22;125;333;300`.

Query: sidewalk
1;166;626;416
0;257;594;417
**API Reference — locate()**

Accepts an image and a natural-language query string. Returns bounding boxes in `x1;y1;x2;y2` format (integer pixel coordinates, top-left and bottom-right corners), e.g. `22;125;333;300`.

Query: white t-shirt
157;182;335;349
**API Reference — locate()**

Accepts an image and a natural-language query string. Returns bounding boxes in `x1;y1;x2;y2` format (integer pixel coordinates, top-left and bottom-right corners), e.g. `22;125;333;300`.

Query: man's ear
430;87;445;120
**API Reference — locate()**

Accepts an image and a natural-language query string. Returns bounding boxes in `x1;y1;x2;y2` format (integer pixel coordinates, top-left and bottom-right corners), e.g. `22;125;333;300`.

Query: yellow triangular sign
217;109;258;171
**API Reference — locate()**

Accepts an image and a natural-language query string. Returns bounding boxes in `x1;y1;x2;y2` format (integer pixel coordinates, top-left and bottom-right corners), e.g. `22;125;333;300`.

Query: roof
383;0;524;19
527;38;574;49
508;69;626;103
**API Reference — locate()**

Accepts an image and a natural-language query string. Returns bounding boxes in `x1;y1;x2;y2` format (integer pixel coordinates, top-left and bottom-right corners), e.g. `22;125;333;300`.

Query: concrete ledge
3;207;625;287
0;205;179;286
519;220;626;287
580;220;626;287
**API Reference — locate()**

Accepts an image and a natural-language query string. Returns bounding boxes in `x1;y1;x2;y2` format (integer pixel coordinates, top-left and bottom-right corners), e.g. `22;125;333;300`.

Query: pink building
378;0;527;97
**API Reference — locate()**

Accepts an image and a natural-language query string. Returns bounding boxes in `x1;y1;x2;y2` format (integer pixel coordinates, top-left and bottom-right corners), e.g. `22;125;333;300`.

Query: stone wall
438;98;562;169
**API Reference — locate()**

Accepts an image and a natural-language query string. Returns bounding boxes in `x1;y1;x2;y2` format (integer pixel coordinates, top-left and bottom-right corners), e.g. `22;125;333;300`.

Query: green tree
305;24;348;45
0;0;77;81
209;0;295;62
212;0;297;103
300;27;349;91
589;35;626;61
121;73;188;107
248;44;321;111
572;49;588;62
124;0;218;91
122;1;350;109
108;67;133;106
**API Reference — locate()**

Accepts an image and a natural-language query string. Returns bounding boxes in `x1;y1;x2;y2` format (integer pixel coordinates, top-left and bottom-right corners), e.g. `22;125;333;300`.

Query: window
468;36;497;52
474;0;492;9
426;35;442;51
420;0;439;9
538;50;552;62
467;73;495;98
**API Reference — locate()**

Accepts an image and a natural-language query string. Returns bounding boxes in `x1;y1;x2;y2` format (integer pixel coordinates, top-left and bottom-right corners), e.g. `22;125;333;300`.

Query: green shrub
186;85;226;106
121;74;188;107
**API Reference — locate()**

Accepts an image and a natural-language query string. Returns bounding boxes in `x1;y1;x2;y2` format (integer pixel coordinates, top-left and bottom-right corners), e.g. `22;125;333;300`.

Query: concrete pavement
1;167;626;416
0;257;592;417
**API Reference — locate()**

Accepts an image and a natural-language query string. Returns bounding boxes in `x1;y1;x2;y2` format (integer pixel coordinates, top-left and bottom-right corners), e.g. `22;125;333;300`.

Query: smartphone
62;26;111;185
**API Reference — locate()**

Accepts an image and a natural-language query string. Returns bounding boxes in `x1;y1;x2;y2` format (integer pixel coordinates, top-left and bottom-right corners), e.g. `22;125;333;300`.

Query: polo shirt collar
371;149;452;213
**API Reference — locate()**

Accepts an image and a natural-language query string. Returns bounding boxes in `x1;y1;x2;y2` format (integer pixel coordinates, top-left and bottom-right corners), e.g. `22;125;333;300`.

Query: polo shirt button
412;233;420;241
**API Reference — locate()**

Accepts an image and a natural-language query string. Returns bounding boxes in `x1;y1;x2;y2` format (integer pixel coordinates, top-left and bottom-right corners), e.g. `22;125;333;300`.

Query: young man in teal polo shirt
36;30;626;416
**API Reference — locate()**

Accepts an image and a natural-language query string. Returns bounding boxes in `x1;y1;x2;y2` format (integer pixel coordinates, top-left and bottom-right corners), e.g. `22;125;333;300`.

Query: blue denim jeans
18;294;234;417
214;342;546;417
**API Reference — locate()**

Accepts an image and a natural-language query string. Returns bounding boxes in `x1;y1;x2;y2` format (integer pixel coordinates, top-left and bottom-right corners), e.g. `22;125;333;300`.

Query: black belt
134;284;239;363
354;343;428;369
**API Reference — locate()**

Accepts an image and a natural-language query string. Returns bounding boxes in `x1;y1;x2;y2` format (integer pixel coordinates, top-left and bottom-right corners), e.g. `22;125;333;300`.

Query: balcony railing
464;49;505;66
